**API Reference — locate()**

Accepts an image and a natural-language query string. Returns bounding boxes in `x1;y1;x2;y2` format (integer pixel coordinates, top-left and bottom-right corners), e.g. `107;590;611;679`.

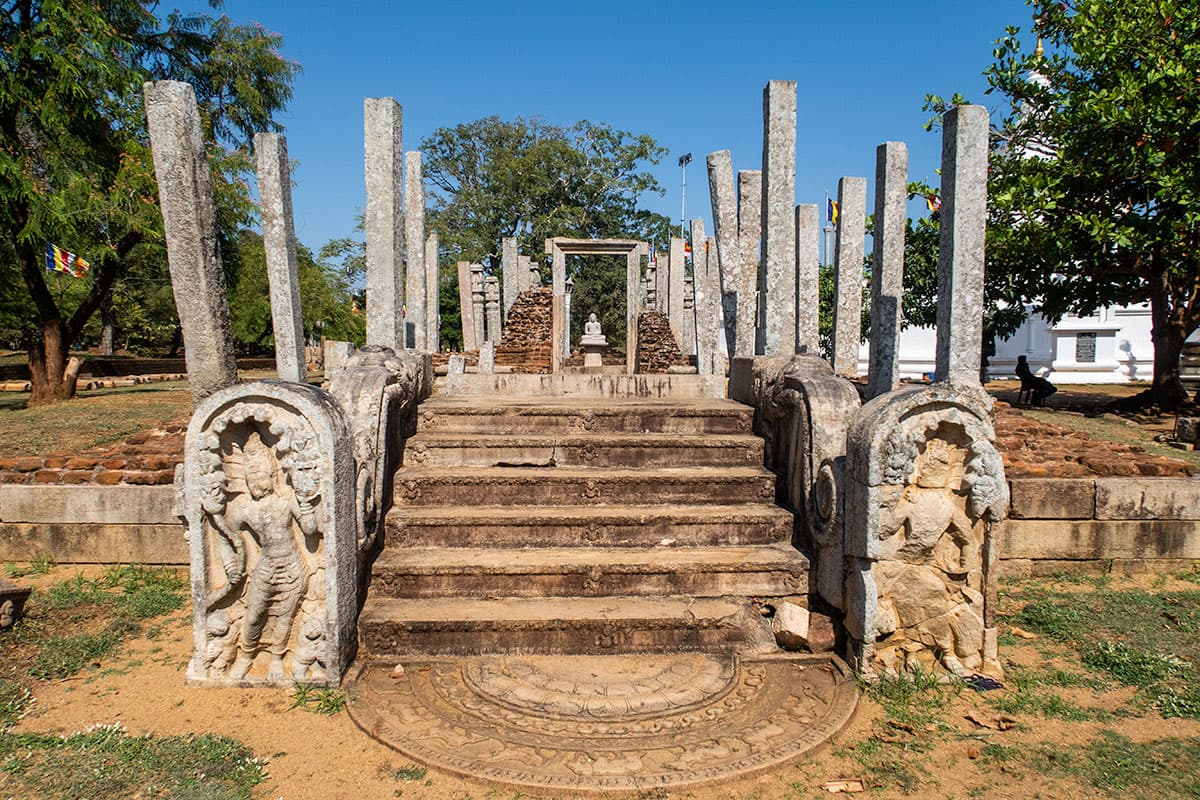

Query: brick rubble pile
496;288;553;373
636;309;688;373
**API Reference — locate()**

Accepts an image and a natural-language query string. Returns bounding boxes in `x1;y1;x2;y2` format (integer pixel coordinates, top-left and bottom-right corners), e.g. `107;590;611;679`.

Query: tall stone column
644;260;658;308
456;261;476;351
936;105;989;387
831;176;867;376
706;150;740;355
625;247;642;375
549;240;566;296
691;218;720;374
760;80;797;356
363;98;404;351
709;236;729;368
738;170;762;356
668;237;687;345
683;275;696;357
404;150;425;350
254;133;306;383
424;232;440;352
867;142;908;398
795;204;820;354
144;80;237;402
501;236;519;314
470;264;486;351
485;276;502;344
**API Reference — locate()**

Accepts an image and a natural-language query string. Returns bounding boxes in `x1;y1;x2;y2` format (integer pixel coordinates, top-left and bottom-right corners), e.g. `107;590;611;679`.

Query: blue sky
184;0;1036;255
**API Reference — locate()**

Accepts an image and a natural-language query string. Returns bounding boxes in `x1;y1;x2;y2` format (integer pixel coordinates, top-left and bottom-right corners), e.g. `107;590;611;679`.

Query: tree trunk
98;296;115;355
1148;269;1189;411
27;319;73;405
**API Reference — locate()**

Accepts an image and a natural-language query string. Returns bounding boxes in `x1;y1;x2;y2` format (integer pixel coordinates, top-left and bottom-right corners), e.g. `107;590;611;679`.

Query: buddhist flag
684;240;693;263
44;243;90;278
827;199;839;226
925;193;942;213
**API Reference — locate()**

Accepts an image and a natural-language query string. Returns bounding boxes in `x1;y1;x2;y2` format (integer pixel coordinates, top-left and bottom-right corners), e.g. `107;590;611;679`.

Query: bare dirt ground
6;566;1200;800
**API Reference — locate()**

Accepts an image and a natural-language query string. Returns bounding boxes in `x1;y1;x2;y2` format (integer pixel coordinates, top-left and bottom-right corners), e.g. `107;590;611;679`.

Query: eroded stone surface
346;652;857;791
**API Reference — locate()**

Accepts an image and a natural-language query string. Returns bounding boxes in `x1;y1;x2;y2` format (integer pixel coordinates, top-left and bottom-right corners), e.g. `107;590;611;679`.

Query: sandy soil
7;568;1200;800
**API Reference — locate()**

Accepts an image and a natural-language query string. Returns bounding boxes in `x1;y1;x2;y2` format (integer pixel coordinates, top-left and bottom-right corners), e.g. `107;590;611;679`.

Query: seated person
1015;355;1057;406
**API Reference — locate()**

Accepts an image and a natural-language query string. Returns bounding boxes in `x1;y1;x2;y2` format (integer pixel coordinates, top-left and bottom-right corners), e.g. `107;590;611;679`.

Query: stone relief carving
844;385;1007;681
179;382;356;687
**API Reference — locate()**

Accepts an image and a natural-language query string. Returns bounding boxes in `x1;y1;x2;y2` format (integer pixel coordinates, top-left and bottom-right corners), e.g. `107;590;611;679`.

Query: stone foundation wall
0;423;185;486
1000;477;1200;576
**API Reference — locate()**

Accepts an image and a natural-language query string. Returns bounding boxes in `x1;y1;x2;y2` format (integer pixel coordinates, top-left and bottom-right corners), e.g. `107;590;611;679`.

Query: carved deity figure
584;313;602;336
209;431;321;681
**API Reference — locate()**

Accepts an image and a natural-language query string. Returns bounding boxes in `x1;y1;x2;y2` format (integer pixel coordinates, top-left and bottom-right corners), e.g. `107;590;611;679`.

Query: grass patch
1004;580;1200;718
0;724;265;800
290;685;347;715
0;382;190;456
989;663;1111;722
28;630;122;680
0;677;32;727
393;764;428;781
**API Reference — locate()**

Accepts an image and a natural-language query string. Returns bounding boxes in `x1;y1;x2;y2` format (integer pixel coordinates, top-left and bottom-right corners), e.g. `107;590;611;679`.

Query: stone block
1008;478;1095;519
1000;519;1200;560
772;601;809;650
0;523;188;564
1095;478;1200;520
0;482;177;525
1176;417;1200;444
0;577;32;629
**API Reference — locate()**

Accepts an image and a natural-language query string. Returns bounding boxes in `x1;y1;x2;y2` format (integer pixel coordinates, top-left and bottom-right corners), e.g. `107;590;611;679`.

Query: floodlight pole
678;153;692;239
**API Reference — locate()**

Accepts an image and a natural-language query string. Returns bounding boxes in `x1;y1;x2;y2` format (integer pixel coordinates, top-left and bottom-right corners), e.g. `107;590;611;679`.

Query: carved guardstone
177;381;355;686
844;383;1008;679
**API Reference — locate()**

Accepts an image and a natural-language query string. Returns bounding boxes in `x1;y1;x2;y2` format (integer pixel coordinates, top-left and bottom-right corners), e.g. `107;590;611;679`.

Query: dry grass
0;383;192;457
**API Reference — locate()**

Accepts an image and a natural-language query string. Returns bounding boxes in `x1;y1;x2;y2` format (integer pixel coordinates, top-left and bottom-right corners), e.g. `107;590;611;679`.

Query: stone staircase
357;394;808;657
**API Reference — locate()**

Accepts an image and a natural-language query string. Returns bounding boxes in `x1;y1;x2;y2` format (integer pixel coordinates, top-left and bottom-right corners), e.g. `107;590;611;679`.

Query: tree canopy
934;0;1200;407
0;0;298;402
421;116;675;350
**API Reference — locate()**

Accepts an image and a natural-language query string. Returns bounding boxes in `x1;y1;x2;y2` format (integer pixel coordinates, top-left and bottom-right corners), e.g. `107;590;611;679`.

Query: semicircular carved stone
177;381;355;687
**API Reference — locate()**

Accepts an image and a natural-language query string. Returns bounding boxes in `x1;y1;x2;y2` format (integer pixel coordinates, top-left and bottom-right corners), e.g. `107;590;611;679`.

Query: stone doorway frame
545;237;648;375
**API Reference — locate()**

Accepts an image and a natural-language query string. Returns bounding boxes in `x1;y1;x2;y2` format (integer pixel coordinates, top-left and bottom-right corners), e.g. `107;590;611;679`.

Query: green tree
421;116;674;350
933;0;1200;408
0;1;297;403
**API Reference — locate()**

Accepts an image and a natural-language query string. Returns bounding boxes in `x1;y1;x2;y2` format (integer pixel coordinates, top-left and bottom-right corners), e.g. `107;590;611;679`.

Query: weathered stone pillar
456;261;476;351
363;98;404;351
760;80;797;356
655;250;669;312
549;239;566;297
404;150;425;351
524;256;542;289
485;276;502;344
868;142;908;398
644;259;658;308
691;218;722;374
683;275;696;357
470;264;486;351
144;80;237;402
501;236;519;314
668;237;686;346
707;150;740;355
831;176;867;376
738;170;763;356
424;233;440;352
323;340;355;383
795;204;820;355
550;294;565;373
936;105;989;387
625;248;642;375
254;133;306;383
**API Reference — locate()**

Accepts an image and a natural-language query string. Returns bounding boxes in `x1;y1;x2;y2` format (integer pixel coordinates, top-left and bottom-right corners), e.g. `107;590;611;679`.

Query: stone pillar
478;341;495;374
738;169;762;356
668;237;686;345
760;79;798;356
683;275;696;357
563;284;573;359
363;98;404;351
254;133;306;383
470;264;486;351
709;236;729;367
501;236;519;314
525;256;543;289
936;105;989;387
626;248;642;375
404;150;425;351
644;259;658;308
690;219;713;374
868;142;908;398
548;240;566;297
795;204;820;354
323;340;355;383
831;176;867;376
655;251;669;311
424;232;440;352
550;294;565;373
707;150;741;356
485;276;502;344
143;80;238;402
456;261;476;352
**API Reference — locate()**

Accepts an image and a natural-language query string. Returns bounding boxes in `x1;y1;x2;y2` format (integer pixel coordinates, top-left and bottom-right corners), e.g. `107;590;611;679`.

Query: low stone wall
1000;477;1200;576
0;484;184;564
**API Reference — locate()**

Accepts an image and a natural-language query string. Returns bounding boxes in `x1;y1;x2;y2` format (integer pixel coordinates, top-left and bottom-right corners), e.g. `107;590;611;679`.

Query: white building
857;303;1157;384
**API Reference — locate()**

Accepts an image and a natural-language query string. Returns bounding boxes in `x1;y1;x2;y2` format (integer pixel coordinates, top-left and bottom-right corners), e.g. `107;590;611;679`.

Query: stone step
417;400;753;435
404;433;763;468
358;596;773;656
391;466;777;508
368;544;808;599
385;503;793;548
439;373;727;399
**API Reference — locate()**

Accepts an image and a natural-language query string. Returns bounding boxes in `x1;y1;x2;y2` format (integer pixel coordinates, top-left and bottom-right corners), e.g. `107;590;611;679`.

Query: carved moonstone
178;382;356;687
